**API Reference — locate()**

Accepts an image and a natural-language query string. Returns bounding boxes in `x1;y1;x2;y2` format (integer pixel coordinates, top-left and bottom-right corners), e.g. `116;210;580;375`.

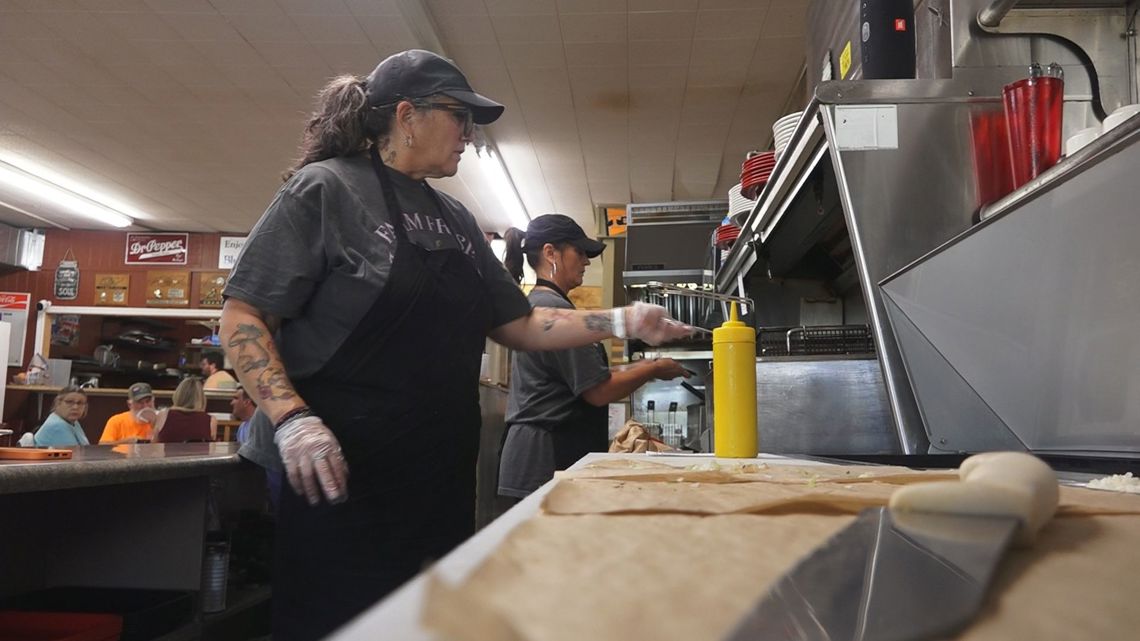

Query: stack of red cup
740;151;776;199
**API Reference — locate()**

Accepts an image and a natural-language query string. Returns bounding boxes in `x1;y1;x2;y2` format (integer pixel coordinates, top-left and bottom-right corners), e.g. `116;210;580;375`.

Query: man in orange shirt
99;382;157;444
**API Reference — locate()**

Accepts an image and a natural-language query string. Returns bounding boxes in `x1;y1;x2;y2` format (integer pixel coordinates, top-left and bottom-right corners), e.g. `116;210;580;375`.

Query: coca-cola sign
125;233;189;265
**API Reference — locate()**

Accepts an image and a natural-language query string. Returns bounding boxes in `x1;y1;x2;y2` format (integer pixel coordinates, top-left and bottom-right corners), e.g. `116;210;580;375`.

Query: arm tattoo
537;308;574;331
584;312;613;334
255;367;297;402
227;323;272;374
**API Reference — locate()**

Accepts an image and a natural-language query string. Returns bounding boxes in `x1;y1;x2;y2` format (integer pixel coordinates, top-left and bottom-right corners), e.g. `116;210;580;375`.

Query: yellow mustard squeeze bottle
713;302;758;457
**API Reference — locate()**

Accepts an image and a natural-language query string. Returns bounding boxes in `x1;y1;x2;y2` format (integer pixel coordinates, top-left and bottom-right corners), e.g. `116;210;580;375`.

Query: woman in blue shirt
34;386;90;446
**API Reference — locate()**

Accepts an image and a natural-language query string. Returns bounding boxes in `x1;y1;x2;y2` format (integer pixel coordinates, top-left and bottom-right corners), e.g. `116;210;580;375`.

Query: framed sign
126;232;188;265
146;270;190;307
218;236;246;269
54;249;79;300
94;273;130;306
197;271;227;308
51;314;81;347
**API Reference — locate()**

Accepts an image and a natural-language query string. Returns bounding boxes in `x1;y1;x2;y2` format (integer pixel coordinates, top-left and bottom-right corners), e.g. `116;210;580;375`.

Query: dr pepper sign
125;233;188;266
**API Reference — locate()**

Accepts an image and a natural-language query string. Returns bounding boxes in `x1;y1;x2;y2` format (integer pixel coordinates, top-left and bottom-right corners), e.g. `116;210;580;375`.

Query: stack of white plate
772;111;802;158
728;183;756;224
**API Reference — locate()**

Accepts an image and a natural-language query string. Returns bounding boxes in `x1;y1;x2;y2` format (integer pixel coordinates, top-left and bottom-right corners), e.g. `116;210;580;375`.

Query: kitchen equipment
722;452;1058;641
1003;63;1064;189
712;302;757;458
93;345;119;368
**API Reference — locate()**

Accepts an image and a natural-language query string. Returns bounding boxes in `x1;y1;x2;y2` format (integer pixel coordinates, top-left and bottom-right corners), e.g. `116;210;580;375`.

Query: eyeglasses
414;101;475;137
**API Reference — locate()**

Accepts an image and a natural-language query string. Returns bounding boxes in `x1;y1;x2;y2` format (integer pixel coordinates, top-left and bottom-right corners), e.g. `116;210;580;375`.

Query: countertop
0;442;244;495
7;384;240;399
327;452;835;641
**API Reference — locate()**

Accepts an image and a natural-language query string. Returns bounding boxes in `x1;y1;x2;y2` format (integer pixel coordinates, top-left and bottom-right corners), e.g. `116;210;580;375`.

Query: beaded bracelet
274;406;313;429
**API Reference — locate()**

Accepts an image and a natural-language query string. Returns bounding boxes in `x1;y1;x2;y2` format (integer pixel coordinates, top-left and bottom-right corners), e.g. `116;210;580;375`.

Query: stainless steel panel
754;359;897;455
881;127;1140;456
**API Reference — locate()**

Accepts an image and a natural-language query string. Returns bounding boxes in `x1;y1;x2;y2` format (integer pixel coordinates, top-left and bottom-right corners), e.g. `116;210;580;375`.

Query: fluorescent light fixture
0;154;134;228
475;144;529;230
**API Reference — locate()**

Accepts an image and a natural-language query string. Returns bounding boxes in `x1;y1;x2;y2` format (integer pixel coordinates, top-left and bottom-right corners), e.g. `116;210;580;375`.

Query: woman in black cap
219;50;694;639
498;215;690;502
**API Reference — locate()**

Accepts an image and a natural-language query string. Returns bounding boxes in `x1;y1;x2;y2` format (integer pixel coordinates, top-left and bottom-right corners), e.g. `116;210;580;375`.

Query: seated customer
200;351;237;390
230;386;257;444
34;386;90;446
153;378;216;443
99;382;158;444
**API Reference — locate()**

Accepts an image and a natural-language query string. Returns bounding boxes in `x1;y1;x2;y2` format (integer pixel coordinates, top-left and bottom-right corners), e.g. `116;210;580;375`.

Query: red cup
969;107;1015;209
1002;75;1063;189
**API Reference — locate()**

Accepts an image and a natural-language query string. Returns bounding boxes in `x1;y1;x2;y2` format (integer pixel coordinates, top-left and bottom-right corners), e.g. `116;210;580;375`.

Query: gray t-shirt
498;289;610;497
226;153;530;471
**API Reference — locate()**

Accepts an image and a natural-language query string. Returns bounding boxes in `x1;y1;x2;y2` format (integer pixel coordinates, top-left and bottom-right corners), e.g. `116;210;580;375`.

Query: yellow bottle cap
713;302;755;344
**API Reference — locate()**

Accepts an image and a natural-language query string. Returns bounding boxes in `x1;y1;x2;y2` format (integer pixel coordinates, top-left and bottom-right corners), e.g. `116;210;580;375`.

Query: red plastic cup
1002;75;1063;189
969;107;1015;209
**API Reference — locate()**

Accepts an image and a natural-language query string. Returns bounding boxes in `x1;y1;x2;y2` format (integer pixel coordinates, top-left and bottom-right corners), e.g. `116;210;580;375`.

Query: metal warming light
0;156;134;228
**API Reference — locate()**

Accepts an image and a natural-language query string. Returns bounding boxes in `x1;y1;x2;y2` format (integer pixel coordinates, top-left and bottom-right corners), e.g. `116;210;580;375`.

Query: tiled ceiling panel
0;0;807;235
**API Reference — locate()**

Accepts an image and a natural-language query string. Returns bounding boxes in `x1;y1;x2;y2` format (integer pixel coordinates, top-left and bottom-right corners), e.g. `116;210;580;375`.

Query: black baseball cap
364;49;505;125
525;214;606;258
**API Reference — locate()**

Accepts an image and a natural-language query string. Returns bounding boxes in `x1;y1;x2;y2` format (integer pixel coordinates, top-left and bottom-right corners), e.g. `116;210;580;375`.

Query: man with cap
98;382;157;444
219;49;693;640
499;215;690;501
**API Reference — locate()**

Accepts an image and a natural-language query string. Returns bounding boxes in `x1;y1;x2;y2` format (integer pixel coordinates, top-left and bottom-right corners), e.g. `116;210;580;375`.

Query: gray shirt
226;153;530;471
498;288;610;497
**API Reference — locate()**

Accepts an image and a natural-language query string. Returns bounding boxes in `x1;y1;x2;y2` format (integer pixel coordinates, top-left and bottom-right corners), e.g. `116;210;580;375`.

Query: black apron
531;279;609;471
273;147;493;641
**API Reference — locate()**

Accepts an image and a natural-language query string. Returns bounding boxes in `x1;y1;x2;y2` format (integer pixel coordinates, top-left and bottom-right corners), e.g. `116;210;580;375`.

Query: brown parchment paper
423;466;1140;641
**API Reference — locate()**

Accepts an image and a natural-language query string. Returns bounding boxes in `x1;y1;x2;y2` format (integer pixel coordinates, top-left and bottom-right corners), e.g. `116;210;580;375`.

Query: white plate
1064;126;1099;156
1103;104;1140;132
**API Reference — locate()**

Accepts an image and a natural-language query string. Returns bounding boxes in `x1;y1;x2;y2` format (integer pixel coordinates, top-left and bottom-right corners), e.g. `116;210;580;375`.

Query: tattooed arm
488;307;615;352
489;303;693;351
219;297;306;424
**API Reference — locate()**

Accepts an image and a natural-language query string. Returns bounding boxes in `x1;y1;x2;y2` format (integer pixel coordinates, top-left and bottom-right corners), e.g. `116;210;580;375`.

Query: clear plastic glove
622;302;696;345
651;357;691;380
274;414;349;506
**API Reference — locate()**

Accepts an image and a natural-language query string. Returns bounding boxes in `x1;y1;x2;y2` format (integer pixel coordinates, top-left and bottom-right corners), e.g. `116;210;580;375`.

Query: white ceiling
0;0;807;235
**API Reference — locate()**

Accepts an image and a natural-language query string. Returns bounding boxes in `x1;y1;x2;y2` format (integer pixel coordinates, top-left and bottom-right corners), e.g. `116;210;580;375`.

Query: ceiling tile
253;41;326;68
681;86;739;122
161;12;243;41
74;0;151;11
587;179;631;205
424;0;488;15
629;65;688;89
629;39;692;66
276;0;351;16
189;38;264;66
357;19;418;53
500;41;566;69
689;37;755;68
344;0;401;16
700;0;770;10
292;14;369;43
0;12;57;39
761;0;807;38
687;63;747;87
485;0;556;14
556;0;626;14
207;0;283;13
629;11;696;41
98;12;183;39
630;0;697;10
445;42;505;67
433;12;497;44
128;38;207;67
676;124;730;155
559;12;627;43
694;8;767;40
144;0;217;12
563;41;627;68
224;11;307;42
10;0;84;10
491;13;561;42
315;43;382;71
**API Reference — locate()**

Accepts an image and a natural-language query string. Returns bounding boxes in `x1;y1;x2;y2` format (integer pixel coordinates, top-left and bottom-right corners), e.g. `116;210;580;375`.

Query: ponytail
503;227;526;284
285;75;394;180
